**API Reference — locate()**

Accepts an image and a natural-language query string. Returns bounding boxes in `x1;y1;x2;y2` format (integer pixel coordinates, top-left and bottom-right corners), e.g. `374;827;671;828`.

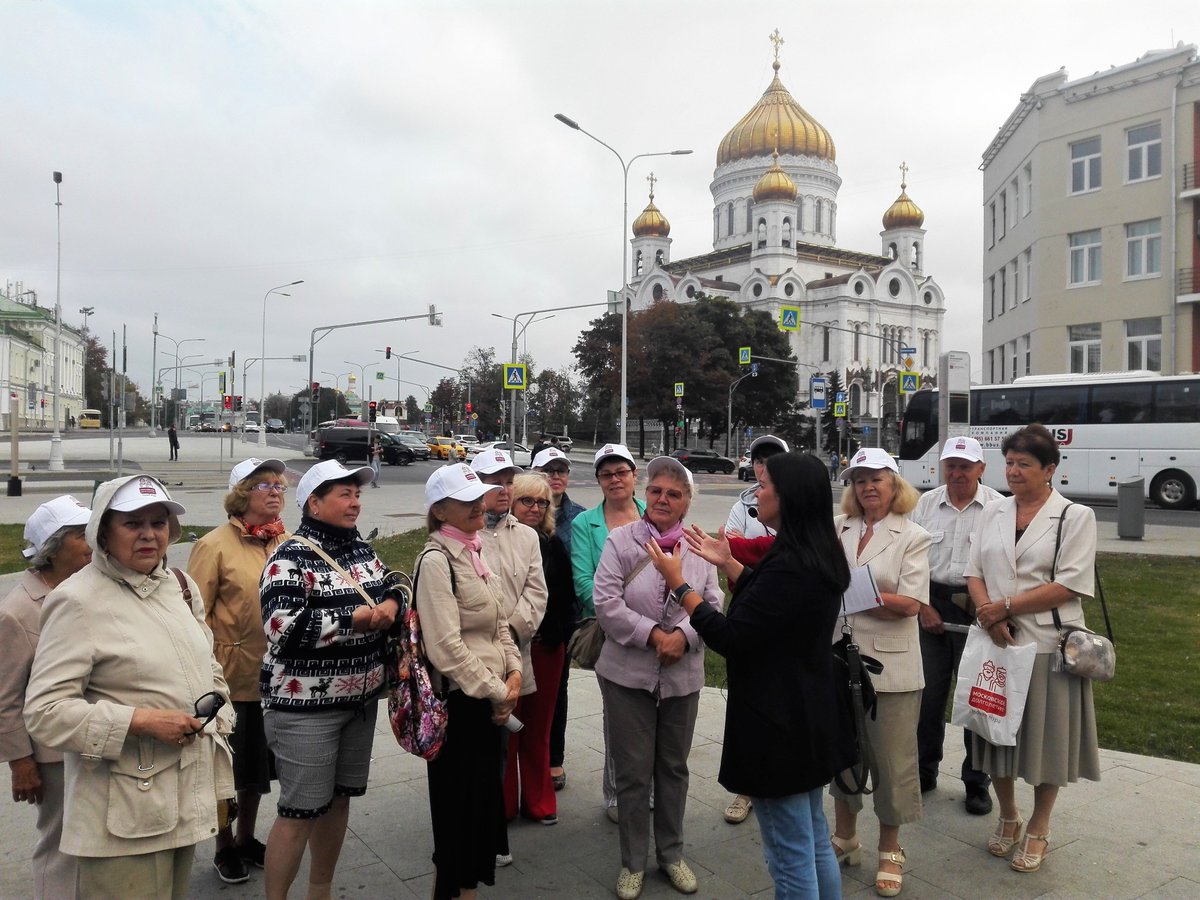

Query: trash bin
1117;476;1144;540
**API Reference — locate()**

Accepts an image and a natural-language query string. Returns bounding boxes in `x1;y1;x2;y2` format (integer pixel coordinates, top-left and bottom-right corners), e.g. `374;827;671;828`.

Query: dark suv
317;428;413;465
670;447;736;474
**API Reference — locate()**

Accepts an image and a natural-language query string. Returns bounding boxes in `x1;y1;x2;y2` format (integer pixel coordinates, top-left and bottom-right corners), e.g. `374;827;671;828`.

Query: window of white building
1009;259;1018;310
1126;123;1162;182
1069;229;1101;286
822;326;831;362
1068;323;1101;373
1009;340;1018;382
999;191;1007;240
999;267;1007;315
815;200;823;234
1125;219;1161;279
1022;334;1031;376
988;275;996;321
1022;163;1032;217
1022;249;1032;301
988;202;996;248
1126;317;1161;371
1070;137;1101;194
1010;178;1020;225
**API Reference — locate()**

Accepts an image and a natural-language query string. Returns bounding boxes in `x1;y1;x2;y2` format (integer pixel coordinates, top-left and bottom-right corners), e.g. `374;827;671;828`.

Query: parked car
554;436;573;453
670;447;736;474
468;440;532;469
394;431;431;460
737;452;753;481
317;427;413;466
244;421;260;433
265;418;286;433
427;435;466;460
454;433;480;447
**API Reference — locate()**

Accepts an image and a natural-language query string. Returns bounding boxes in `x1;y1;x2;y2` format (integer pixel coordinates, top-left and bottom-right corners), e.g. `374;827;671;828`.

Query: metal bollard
1117;476;1145;540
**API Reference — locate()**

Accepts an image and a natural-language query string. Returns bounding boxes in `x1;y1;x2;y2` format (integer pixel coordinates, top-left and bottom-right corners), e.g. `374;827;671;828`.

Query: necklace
33;569;57;592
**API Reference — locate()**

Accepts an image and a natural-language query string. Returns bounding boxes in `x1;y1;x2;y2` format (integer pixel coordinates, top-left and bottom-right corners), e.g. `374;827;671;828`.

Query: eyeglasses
543;467;570;476
597;468;634;481
252;483;288;494
516;497;550;510
191;691;226;734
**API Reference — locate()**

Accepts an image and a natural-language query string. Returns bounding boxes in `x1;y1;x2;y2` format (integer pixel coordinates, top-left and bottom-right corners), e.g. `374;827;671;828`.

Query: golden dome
632;191;670;237
882;175;925;229
753;151;797;202
717;60;835;166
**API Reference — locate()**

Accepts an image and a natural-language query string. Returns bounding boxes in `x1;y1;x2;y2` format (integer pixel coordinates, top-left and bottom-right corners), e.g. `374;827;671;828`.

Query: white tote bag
951;626;1038;747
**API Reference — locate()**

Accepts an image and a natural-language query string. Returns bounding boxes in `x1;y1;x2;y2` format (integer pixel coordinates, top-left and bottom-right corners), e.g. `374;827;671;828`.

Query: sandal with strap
1011;832;1050;873
987;815;1024;857
723;795;752;824
875;848;905;898
831;834;862;867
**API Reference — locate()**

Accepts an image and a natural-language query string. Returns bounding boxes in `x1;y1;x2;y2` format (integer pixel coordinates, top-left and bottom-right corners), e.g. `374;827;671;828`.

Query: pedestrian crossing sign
738;346;752;365
833;401;847;418
899;371;920;394
504;364;527;391
779;306;801;331
674;382;685;398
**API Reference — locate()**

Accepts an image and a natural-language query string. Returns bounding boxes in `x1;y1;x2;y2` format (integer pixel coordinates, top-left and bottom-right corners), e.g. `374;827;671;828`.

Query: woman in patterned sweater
258;461;400;900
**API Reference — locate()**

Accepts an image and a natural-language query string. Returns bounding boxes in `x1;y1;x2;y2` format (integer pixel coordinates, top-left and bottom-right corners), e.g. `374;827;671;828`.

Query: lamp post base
6;476;22;497
47;435;65;472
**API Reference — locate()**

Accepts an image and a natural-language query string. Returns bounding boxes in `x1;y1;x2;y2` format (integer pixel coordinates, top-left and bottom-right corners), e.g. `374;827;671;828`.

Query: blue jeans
754;787;841;900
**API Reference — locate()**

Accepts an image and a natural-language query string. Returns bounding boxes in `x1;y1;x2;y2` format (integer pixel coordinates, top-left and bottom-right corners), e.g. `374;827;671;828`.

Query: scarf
240;516;286;544
440;524;491;580
643;514;686;552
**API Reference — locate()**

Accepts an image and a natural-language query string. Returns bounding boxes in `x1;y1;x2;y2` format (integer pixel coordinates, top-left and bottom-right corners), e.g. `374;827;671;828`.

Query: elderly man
912;436;1003;815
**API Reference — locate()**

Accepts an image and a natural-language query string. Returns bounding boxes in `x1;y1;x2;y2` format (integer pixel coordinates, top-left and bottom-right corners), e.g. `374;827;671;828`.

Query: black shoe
213;846;250;884
920;776;937;794
965;787;993;816
236;837;267;869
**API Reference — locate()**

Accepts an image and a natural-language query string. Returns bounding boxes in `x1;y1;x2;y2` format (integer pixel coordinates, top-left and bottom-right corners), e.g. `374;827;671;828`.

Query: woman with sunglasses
25;475;234;900
502;474;579;826
188;458;290;884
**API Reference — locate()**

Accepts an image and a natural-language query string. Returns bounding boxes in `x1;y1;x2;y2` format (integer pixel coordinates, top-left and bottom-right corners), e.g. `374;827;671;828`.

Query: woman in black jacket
646;452;853;899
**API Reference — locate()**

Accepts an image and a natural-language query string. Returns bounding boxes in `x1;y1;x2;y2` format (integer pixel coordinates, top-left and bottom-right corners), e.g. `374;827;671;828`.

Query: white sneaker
496;853;513;867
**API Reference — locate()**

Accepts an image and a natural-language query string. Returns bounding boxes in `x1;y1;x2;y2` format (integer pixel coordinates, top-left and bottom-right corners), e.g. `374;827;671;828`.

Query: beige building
0;285;87;430
981;43;1200;383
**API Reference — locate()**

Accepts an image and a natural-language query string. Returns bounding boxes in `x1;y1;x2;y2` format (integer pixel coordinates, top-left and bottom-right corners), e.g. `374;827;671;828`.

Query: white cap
939;436;984;463
470;448;520;475
844;447;899;475
296;460;374;508
229;457;286;490
645;456;694;488
532;447;570;470
109;476;187;516
749;434;790;458
23;495;91;558
425;463;501;508
593;443;635;471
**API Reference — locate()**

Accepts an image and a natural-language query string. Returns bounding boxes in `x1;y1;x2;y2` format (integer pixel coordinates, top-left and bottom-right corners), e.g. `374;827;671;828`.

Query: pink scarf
440;524;491;580
644;515;686;552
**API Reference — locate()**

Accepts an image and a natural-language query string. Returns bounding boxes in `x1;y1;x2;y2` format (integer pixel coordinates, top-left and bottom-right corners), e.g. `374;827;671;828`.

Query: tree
572;313;622;443
459;346;505;439
528;367;581;436
430;377;462;435
83;336;109;411
264;392;291;420
404;395;420;425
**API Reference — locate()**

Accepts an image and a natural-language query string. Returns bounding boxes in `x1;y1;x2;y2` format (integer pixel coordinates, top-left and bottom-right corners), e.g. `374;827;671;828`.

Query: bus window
1089;383;1152;424
1031;386;1087;423
897;391;936;460
973;389;1030;426
1154;379;1200;423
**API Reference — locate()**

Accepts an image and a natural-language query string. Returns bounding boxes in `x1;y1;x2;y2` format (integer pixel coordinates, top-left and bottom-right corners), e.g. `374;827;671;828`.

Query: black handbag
832;614;883;796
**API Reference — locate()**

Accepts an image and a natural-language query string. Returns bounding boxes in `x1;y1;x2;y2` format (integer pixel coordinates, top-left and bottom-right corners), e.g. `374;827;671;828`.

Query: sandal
1011;832;1050;873
551;768;566;791
987;815;1024;857
723;795;752;824
830;834;862;867
875;848;905;898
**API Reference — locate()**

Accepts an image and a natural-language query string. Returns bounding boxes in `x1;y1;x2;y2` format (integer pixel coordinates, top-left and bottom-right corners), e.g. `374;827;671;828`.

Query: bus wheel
1150;470;1196;510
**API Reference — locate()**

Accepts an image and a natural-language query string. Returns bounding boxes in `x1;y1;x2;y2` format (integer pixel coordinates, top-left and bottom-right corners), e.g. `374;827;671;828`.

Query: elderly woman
967;424;1099;873
649;452;855;898
188;457;289;884
0;496;91;898
594;456;722;900
503;473;579;826
259;460;398;900
830;448;931;899
24;476;234;900
416;464;522;900
570;444;645;822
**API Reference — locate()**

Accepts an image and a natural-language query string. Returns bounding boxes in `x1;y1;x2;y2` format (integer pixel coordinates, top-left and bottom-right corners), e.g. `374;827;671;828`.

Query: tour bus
897;371;1200;510
78;408;102;429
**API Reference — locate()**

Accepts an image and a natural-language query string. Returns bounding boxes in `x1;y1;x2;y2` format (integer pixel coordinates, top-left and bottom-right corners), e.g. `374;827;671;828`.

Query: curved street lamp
260;280;303;445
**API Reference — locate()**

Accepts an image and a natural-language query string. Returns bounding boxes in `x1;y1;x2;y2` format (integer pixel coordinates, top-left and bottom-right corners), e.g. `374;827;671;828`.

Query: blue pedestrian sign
503;364;528;391
899;371;920;394
738;346;752;365
779;306;800;331
835;391;846;403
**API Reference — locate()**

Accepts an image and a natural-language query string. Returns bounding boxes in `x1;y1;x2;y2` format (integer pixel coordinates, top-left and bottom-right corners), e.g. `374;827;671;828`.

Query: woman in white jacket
24;475;234;900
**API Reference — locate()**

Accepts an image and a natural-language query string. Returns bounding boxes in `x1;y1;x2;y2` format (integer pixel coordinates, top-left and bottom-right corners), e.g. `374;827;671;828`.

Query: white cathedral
622;36;946;441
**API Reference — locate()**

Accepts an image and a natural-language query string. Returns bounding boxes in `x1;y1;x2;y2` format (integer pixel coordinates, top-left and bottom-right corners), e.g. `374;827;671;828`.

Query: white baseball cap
425;463;501;508
645;456;694;488
939;436;984;463
109;475;187;516
229;457;287;490
593;443;635;471
532;447;570;470
844;447;899;475
23;495;91;558
749;434;790;458
296;460;374;508
470;448;520;475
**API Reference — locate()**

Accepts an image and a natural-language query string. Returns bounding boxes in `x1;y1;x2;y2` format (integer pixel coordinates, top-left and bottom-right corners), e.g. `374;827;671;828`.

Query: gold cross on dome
647;172;657;198
769;29;784;61
900;161;909;189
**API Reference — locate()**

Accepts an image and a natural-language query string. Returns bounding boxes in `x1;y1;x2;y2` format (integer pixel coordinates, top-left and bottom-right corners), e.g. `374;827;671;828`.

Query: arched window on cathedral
822;326;831;362
655;249;664;267
853;324;861;362
912;241;922;271
757;219;767;249
830;203;837;241
746;201;754;234
922;330;931;361
797;197;805;232
849;383;862;417
782;217;792;248
727;203;734;236
815;199;823;234
634;250;643;277
887;242;898;260
713;209;719;242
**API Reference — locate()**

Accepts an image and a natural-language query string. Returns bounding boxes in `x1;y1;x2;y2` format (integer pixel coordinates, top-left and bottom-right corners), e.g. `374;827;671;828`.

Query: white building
0;285;87;430
980;43;1200;383
619;38;947;445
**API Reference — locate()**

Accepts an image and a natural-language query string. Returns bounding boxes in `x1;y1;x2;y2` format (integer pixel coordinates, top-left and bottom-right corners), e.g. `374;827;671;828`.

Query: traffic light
385;346;391;359
223;394;232;410
368;401;378;422
219;372;226;393
234;395;243;412
311;382;320;403
465;402;472;412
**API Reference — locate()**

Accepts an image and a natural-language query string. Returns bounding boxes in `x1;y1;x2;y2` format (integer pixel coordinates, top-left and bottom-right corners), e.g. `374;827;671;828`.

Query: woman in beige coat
24;475;234;900
830;448;931;898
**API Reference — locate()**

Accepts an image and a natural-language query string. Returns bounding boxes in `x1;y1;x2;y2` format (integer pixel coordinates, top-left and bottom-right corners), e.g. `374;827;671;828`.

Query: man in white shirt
912;436;1003;816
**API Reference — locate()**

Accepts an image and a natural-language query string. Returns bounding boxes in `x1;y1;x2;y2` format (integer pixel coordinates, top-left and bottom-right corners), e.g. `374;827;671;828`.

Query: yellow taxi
427;436;466;460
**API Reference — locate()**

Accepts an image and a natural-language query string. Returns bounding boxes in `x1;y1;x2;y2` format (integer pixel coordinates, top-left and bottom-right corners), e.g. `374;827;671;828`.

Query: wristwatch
671;582;693;604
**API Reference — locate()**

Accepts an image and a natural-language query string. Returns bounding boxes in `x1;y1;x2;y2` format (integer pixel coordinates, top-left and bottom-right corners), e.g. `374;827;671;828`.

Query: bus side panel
1089;451;1139;498
1053;449;1090;499
898;452;939;489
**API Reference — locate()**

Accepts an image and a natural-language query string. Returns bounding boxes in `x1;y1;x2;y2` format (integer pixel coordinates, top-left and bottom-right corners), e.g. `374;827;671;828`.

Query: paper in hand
841;565;882;615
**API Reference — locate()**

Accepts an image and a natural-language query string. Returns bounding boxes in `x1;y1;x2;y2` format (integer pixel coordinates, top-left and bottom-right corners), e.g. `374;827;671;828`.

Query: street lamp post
48;172;65;471
260;280;303;446
554;113;692;446
156;333;206;430
78;306;94;418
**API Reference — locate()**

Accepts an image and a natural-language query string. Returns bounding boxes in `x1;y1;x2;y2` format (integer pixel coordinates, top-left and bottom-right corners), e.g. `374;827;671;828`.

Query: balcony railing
1184;162;1198;192
1178;268;1200;295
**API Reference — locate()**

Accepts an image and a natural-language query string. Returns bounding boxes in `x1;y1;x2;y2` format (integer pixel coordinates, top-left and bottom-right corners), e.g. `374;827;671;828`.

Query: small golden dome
882;178;925;229
717;60;835;166
632;192;670;238
753;151;797;202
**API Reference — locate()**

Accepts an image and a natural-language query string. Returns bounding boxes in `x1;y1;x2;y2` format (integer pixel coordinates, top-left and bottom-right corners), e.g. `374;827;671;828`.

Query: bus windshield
78;409;102;429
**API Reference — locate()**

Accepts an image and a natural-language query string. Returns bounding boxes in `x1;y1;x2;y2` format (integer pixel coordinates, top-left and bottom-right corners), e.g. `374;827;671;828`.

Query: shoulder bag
567;554;652;670
832;599;884;796
1049;504;1116;682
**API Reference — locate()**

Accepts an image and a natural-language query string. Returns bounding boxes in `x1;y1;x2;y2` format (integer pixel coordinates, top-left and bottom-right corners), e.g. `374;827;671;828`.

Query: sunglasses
191;692;227;733
252;483;288;494
516;497;550;510
597;468;634;480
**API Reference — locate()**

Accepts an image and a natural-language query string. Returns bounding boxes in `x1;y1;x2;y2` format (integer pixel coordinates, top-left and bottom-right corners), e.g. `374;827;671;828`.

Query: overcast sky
3;0;1196;406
